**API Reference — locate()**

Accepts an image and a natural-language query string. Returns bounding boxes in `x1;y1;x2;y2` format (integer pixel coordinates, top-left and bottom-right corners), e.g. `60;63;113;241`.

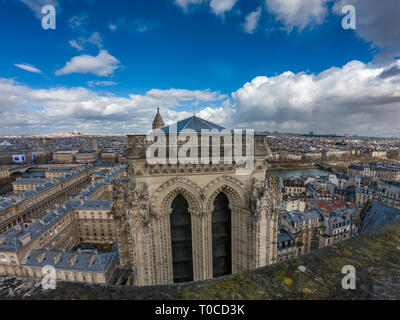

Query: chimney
70;252;78;266
37;250;46;263
20;233;31;245
53;251;62;264
88;253;96;266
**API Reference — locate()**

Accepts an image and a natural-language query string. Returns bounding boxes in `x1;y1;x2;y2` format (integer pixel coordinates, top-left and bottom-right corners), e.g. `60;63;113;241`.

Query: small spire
152;107;165;130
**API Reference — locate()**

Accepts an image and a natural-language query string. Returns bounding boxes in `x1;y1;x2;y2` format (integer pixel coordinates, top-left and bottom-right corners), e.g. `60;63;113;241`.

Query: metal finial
193;92;195;116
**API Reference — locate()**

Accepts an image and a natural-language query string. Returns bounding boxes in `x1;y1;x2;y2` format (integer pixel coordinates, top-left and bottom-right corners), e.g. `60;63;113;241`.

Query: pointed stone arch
151;177;204;217
149;177;205;283
203;176;247;213
203;176;250;275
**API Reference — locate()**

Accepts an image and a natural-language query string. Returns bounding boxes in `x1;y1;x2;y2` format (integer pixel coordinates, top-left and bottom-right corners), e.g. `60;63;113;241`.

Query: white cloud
5;60;400;137
243;7;262;34
0;79;228;134
87;81;118;87
209;0;238;16
195;105;231;125
87;32;103;48
231;60;400;136
108;18;155;34
265;0;330;32
69;32;104;52
173;0;237;16
108;23;117;31
14;64;42;73
333;0;400;62
69;40;84;51
19;0;59;19
55;50;121;77
68;13;89;30
146;88;227;102
174;0;206;13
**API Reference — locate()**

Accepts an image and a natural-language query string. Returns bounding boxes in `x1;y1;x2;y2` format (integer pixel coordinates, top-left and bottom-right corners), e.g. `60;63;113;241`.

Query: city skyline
1;0;400;137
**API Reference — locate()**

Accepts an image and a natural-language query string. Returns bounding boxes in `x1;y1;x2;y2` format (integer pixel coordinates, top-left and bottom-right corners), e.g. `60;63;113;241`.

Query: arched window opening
212;192;232;278
170;195;194;283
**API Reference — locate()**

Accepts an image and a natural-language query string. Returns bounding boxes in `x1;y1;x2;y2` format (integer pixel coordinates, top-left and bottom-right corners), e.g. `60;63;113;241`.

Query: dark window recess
170;195;194;283
212;193;232;278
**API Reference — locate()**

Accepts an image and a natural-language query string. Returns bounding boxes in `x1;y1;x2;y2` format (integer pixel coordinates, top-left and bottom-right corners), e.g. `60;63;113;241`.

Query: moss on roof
2;221;400;300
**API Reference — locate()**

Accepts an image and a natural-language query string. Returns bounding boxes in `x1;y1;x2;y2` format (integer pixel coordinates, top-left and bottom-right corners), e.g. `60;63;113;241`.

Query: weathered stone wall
2;221;400;300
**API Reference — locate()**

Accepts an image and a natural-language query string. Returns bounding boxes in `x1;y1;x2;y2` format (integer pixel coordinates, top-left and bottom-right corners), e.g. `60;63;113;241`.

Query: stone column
231;204;239;274
265;210;279;265
115;222;131;268
156;212;173;284
232;205;250;274
191;209;213;281
255;210;268;268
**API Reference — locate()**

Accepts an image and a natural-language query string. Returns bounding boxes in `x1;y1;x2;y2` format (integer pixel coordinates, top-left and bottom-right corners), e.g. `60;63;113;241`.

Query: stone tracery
112;111;281;286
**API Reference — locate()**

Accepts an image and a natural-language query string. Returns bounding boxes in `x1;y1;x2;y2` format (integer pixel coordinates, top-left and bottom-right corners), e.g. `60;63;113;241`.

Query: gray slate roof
0;166;89;213
21;249;116;273
361;201;400;233
278;229;294;243
0;200;111;252
281;210;321;225
161;116;226;133
13;178;49;185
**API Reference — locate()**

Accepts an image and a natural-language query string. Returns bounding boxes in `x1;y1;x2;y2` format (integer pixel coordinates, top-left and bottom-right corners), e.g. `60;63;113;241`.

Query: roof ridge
197;116;213;130
182;116;195;131
162;115;225;133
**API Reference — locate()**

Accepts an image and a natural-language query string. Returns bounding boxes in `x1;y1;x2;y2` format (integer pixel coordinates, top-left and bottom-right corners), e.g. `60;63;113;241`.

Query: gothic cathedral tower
111;110;281;285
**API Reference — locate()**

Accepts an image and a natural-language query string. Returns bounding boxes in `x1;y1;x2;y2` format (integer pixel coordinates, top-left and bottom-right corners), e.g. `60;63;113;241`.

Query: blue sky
1;0;400;136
